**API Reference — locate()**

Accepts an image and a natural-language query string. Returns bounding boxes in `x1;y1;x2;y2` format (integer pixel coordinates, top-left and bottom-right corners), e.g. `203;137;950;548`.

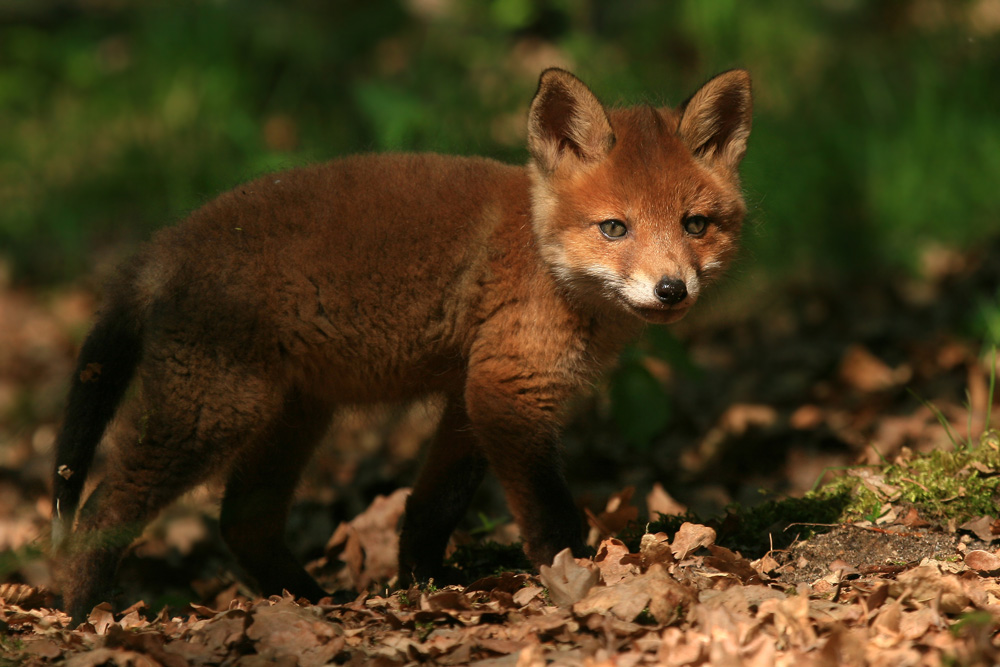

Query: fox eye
598;219;628;239
683;215;709;237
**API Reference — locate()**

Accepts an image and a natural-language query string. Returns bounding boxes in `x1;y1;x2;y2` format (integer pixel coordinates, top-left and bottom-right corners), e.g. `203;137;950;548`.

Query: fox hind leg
60;364;285;623
219;391;333;601
61;407;240;623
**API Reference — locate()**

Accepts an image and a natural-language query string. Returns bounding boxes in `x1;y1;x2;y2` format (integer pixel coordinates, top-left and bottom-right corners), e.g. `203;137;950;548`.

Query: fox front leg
397;397;488;586
463;368;586;568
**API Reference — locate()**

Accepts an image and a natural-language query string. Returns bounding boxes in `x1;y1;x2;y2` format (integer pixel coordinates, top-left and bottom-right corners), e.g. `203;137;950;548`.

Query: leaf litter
6;512;1000;665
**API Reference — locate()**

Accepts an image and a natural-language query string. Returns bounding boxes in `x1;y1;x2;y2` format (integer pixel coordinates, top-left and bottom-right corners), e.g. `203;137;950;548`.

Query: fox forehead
565;105;744;224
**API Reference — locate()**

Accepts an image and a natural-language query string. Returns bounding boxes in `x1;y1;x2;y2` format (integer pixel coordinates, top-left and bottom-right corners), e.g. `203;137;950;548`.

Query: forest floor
1;238;1000;665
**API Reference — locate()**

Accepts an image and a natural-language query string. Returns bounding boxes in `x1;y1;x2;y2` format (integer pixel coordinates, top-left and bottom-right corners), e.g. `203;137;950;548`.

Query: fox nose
653;277;687;305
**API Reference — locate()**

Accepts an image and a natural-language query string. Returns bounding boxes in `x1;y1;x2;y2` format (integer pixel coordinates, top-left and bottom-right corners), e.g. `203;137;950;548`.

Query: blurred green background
1;0;998;286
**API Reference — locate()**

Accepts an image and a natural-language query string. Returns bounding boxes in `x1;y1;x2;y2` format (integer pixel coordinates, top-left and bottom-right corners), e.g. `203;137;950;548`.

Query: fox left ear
527;69;615;175
678;69;752;170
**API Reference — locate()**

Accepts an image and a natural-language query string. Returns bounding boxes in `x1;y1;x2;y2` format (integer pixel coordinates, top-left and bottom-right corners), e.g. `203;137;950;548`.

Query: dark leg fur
219;393;333;601
398;398;487;586
491;456;586;567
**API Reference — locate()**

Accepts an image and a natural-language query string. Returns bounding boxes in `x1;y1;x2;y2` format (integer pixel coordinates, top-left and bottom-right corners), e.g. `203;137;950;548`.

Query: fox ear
678;69;752;170
527;69;615;174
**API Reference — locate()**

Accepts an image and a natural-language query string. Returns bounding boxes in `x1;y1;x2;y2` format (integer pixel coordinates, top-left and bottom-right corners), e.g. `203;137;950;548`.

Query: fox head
526;68;752;324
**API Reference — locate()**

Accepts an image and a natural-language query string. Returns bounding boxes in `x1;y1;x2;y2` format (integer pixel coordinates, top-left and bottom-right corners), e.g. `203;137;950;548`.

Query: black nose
653;277;687;305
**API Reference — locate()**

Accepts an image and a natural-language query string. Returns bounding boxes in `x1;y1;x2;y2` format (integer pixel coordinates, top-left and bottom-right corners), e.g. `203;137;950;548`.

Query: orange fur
52;68;752;621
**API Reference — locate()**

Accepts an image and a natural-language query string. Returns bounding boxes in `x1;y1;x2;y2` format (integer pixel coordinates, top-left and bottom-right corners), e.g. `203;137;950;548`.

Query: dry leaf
639;532;675;570
839;344;902;392
703;544;761;584
670;522;716;561
512;585;544;607
593;538;641;586
87;602;116;635
65;648;158;667
848;469;902;501
586;487;639;545
247;600;345;667
965;549;1000;572
959;516;1000;543
899;606;941;640
758;586;818;650
22;639;61;659
572;580;650;622
538;548;599;608
900;506;931;528
643;564;696;625
323;487;409;589
892;566;971;614
646;483;686;519
0;584;49;609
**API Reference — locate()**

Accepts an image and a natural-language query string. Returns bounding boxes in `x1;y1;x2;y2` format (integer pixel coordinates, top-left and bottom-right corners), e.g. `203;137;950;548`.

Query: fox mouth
625;302;691;324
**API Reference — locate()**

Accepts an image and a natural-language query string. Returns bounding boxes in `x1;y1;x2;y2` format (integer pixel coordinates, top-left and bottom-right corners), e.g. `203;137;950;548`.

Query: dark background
2;0;998;284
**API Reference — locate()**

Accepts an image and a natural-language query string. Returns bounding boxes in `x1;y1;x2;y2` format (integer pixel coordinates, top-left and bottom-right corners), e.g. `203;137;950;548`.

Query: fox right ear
678;69;753;171
527;69;615;174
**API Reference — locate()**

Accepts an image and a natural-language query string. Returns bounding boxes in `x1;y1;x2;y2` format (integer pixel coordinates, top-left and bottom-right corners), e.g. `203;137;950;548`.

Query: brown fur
52;69;753;622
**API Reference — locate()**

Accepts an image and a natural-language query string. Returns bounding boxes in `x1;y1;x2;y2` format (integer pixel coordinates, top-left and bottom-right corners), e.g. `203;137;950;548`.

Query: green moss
622;431;1000;558
827;431;1000;522
444;540;532;582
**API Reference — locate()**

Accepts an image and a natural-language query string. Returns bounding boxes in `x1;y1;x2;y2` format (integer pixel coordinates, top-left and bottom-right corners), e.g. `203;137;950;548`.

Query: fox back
52;68;752;622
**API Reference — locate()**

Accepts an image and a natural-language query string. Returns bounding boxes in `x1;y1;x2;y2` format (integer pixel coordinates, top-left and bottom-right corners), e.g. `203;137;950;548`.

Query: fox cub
53;68;752;621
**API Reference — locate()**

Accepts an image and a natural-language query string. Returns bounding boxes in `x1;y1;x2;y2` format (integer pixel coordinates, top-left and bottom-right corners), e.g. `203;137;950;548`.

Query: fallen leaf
848;469;902;501
839;344;902;392
246;599;345;667
538;548;599;608
87;602;115;635
900;507;931;528
573;564;691;625
899;606;941;640
646;483;686;519
22;638;61;659
639;532;675;570
586;487;639;545
670;522;716;561
759;588;819;650
65;648;158;667
572;580;650;622
593;538;641;586
512;585;544;607
703;544;762;584
965;549;1000;572
892;566;970;614
959;516;1000;543
323;488;410;589
753;553;780;576
0;584;50;609
720;403;778;434
643;564;696;624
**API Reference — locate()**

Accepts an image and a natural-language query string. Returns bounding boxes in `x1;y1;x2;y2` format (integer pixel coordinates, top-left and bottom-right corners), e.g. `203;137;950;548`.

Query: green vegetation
454;425;1000;560
824;429;1000;522
0;543;44;582
1;0;998;283
445;540;533;582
